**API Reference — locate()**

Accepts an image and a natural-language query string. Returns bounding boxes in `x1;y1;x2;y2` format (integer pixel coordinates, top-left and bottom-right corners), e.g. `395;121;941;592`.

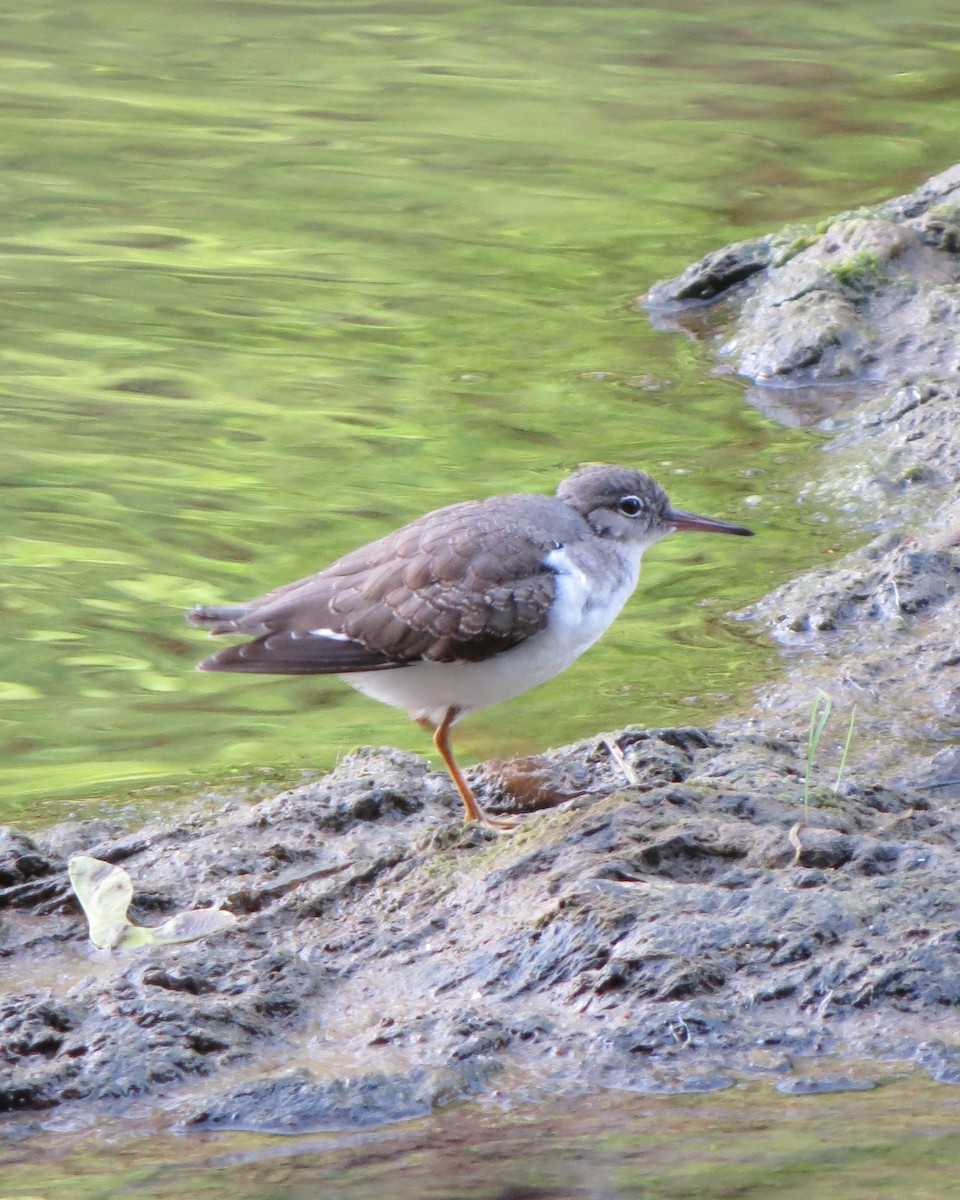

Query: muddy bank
4;736;960;1134
4;166;960;1136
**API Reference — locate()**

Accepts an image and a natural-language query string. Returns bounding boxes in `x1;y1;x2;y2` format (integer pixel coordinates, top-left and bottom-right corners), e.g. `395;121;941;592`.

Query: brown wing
187;493;581;675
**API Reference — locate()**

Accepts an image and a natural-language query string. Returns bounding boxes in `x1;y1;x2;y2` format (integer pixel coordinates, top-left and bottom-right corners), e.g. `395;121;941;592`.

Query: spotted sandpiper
187;465;753;826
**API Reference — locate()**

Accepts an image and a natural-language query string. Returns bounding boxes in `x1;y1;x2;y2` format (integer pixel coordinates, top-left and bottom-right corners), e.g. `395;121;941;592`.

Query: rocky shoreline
3;165;960;1135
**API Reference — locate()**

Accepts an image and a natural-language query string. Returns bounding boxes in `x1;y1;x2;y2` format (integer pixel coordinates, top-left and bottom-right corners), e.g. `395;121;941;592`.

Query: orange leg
430;707;518;830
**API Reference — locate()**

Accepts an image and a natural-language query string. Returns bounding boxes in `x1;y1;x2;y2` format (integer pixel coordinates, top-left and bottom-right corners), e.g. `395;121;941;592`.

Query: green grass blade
803;690;832;808
833;704;857;792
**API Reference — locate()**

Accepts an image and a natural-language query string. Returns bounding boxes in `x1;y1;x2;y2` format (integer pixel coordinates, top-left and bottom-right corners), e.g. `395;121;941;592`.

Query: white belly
343;544;642;727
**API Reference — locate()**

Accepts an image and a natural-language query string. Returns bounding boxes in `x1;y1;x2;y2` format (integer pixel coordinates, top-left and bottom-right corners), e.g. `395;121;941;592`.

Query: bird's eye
617;495;644;516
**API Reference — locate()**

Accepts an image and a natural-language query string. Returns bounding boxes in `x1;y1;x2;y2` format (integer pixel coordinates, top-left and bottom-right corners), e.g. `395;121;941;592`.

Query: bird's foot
472;808;521;832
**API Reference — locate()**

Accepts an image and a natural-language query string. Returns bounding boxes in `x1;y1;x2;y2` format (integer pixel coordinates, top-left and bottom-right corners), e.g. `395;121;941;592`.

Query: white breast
343;542;644;727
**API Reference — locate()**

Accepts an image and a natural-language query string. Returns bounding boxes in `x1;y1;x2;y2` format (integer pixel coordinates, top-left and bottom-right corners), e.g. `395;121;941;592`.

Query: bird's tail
186;603;250;634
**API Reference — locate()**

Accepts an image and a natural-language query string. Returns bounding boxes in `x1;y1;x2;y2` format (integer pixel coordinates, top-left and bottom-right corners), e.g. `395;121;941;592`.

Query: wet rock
644;162;960;389
477;753;595;813
0;830;56;890
915;1042;960;1086
0;831;64;919
188;1060;494;1134
775;1075;876;1095
644;238;773;304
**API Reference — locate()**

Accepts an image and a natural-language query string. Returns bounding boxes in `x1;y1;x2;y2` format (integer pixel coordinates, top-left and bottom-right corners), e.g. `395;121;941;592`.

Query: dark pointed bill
666;507;754;537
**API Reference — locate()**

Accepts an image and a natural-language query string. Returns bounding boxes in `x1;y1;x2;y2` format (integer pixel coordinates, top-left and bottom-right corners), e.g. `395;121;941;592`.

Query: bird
187;464;753;827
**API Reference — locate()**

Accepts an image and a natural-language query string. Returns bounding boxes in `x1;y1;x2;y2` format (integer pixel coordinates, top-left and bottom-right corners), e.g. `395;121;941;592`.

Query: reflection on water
2;1074;960;1199
0;0;956;824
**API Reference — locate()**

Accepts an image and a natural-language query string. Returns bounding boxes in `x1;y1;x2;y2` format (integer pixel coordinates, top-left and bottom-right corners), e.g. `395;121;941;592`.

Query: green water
3;1075;960;1199
0;0;956;826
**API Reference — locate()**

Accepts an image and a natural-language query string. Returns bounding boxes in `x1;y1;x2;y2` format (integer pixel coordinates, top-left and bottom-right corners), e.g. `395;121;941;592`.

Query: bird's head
556;464;754;547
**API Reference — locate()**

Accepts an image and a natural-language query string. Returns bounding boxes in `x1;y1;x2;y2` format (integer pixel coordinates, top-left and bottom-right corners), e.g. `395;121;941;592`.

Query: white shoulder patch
544;545;590;587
